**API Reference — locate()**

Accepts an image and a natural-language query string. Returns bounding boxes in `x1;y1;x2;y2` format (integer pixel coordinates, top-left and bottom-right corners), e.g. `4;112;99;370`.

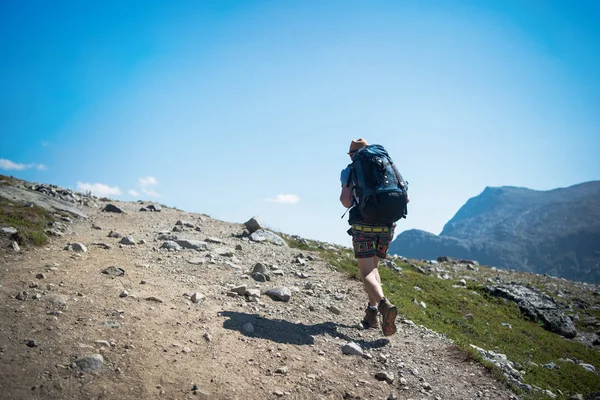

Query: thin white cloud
128;189;139;196
141;188;160;197
0;158;46;171
139;176;158;187
137;176;160;197
37;164;47;170
265;194;300;204
76;182;121;197
41;141;49;147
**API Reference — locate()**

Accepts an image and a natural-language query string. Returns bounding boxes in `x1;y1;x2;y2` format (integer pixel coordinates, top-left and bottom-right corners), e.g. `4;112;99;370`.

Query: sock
367;305;377;311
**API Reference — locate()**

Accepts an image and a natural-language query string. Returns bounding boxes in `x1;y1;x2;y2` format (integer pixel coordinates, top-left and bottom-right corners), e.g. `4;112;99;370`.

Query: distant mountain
389;182;600;284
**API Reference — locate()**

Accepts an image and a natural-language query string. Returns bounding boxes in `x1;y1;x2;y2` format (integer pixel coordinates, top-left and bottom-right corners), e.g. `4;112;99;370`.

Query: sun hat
349;138;369;154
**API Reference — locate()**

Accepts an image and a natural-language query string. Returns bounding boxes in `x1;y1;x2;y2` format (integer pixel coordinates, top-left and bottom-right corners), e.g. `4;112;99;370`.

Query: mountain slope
390;181;600;283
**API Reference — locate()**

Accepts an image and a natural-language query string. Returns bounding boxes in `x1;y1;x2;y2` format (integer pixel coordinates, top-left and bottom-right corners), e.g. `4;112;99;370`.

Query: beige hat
349;138;368;153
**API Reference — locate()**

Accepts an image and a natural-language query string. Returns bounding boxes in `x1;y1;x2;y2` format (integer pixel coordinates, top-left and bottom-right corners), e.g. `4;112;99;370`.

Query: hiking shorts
349;223;396;259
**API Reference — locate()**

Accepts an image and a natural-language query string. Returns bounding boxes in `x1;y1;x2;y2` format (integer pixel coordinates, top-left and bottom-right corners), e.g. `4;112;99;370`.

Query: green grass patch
0;195;54;247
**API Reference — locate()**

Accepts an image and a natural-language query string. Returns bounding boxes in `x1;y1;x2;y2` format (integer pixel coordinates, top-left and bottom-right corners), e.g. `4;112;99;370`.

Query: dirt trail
0;199;517;400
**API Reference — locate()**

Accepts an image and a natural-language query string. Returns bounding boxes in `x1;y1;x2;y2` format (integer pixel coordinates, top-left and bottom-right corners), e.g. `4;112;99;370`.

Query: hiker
339;138;409;336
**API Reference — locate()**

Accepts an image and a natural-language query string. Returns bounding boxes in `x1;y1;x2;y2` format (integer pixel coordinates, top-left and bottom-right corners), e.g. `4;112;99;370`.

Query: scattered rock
244;216;262;233
119;235;136;245
175;240;208;251
10;241;20;252
102;204;125;213
102;266;125;277
146;296;164;303
375;371;394;384
65;242;87;252
327;305;342;315
108;230;122;238
484;284;577;338
231;285;247;295
242;322;255;334
73;354;104;372
342;342;363;356
191;293;205;304
265;287;291;302
249;229;288;246
160;241;182;251
119;290;129;298
1;227;17;235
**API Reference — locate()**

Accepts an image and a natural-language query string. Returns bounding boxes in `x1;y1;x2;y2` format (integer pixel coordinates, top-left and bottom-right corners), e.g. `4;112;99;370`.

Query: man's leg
358;257;384;306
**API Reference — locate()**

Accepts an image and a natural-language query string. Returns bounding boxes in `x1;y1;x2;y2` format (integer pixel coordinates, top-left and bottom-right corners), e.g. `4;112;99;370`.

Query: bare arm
340;184;354;208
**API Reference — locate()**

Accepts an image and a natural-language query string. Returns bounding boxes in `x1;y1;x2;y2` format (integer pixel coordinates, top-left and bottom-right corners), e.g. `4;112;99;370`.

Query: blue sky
1;0;599;246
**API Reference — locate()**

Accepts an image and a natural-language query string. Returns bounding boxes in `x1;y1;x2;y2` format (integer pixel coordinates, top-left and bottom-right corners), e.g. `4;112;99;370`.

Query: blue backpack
347;144;408;223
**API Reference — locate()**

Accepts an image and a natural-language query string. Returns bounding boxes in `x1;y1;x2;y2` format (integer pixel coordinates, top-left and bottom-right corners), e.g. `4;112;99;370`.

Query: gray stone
242;322;254;334
160;241;182;251
205;237;223;244
102;204;124;213
102;266;125;277
244;216;262;233
119;235;136;245
146;296;164;303
252;263;268;274
327;305;342;315
156;233;177;241
191;293;205;304
342;342;363;356
44;294;67;307
249;230;287;247
265;287;291;302
245;288;261;297
175;240;208;251
579;363;596;373
119;290;129;298
10;241;20;252
1;227;17;235
65;242;87;252
108;230;122;238
74;354;104;372
146;204;161;212
104;321;121;329
231;285;247;295
484;284;577;338
375;371;395;384
252;272;268;282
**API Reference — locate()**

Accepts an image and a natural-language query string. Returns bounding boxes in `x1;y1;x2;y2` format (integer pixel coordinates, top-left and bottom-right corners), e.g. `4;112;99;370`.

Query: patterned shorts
350;223;396;259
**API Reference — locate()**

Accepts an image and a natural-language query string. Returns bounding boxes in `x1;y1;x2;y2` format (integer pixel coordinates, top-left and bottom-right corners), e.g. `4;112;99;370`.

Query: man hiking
339;138;409;336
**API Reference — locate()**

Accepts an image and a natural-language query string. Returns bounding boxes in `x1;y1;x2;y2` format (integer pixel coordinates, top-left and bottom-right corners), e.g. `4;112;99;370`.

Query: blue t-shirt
340;165;351;187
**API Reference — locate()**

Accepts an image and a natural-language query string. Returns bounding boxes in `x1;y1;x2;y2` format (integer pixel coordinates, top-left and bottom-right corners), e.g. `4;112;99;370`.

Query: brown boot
362;307;380;329
378;298;397;336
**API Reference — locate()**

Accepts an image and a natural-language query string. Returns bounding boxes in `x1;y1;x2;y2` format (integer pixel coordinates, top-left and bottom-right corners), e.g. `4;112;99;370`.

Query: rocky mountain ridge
390;182;600;284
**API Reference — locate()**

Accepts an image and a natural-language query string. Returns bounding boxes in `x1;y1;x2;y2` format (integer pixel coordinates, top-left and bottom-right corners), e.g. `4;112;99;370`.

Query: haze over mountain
389;181;600;284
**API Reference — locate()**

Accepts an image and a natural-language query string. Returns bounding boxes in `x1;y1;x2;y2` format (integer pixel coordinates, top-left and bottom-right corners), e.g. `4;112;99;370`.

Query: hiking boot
378;298;398;336
362;307;380;329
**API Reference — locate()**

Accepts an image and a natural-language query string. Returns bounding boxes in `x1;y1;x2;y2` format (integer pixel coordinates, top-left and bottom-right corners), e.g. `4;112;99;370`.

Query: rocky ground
0;192;518;400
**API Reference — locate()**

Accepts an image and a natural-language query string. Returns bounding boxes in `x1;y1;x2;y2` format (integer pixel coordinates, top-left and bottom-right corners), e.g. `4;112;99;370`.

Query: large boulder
484;284;577;338
249;229;287;247
244;216;262;234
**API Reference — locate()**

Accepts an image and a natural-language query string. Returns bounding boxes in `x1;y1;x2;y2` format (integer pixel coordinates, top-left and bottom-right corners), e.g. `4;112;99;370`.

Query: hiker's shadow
221;311;389;350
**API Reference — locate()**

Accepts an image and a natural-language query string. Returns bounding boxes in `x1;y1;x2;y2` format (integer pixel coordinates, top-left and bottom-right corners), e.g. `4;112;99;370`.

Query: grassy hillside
284;234;600;400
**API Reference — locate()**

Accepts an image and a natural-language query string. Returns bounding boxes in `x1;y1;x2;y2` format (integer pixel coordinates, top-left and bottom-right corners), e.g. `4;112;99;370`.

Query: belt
352;224;391;233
